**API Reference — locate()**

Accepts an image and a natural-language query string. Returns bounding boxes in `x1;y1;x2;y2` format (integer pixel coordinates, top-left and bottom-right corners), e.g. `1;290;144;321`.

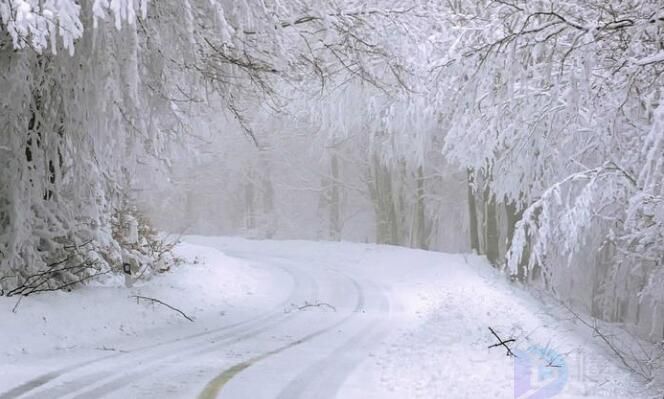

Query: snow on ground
0;242;286;390
340;254;657;399
0;237;658;398
185;237;657;398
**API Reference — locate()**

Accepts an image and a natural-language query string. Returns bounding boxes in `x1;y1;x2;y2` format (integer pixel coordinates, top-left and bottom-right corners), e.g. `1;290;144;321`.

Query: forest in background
0;0;663;368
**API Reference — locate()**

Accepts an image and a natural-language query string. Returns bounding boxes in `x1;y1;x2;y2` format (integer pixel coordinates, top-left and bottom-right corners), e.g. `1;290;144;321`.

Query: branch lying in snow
130;295;194;322
11;296;23;313
285;301;337;313
488;327;517;357
299;302;336;312
95;346;129;353
4;259;111;297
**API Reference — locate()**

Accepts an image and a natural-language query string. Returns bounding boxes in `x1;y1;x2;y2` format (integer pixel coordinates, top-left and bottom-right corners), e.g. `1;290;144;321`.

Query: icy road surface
0;237;655;398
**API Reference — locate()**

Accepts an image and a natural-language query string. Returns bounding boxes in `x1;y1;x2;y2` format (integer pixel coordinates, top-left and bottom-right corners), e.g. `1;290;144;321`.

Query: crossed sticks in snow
488;327;517;357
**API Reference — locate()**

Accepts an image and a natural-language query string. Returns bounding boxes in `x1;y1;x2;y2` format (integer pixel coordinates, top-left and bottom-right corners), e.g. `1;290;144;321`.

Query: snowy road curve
0;238;653;398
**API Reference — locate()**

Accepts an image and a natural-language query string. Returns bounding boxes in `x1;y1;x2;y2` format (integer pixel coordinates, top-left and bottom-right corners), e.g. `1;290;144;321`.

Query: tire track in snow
197;275;366;399
3;261;310;399
59;261;321;399
77;265;356;399
274;280;391;399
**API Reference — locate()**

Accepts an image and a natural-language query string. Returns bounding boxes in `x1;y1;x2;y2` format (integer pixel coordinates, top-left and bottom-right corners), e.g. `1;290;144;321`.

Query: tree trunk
259;149;276;238
484;190;500;265
412;166;429;250
329;153;341;240
467;169;480;253
244;171;255;231
506;200;527;280
369;154;399;245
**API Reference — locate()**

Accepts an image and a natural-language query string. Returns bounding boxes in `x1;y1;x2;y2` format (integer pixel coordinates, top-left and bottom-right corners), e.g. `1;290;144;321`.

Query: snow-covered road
0;238;655;398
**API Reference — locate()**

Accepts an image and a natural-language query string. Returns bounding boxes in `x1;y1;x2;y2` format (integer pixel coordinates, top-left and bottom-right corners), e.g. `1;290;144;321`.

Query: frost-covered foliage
0;0;193;293
0;0;456;292
435;0;664;339
0;0;148;54
137;1;468;251
139;1;662;345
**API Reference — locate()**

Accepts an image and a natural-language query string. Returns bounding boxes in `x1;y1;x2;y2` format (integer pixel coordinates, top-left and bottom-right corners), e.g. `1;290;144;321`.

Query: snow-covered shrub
112;205;181;278
0;0;181;294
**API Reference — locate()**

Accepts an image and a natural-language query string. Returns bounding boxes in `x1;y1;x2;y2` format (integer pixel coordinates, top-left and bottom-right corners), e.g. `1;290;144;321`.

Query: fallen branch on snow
285;301;337;313
95;346;129;353
4;262;111;297
11;296;23;313
130;295;194;322
488;326;517;357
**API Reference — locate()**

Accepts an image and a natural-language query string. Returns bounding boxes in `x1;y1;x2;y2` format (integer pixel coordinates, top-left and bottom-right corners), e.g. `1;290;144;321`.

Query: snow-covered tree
437;0;664;338
0;0;455;292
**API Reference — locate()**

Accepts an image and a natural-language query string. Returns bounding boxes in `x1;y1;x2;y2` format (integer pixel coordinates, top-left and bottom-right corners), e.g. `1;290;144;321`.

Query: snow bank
0;242;276;388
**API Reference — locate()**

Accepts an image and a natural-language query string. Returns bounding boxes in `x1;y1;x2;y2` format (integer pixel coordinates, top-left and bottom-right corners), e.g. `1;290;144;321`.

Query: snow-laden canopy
0;0;663;342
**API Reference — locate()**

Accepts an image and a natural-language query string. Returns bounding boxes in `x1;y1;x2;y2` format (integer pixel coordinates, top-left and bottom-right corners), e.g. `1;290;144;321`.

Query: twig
12;296;23;313
94;346;128;353
130;295;194;322
5;262;104;297
488;327;518;357
488;338;516;348
63;239;94;250
560;302;653;381
285;301;337;313
298;301;337;312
